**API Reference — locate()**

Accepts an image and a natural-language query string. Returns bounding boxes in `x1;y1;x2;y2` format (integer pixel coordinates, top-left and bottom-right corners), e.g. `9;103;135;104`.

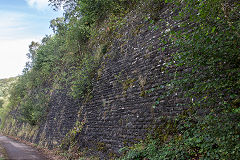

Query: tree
50;17;66;34
49;0;77;13
24;41;40;72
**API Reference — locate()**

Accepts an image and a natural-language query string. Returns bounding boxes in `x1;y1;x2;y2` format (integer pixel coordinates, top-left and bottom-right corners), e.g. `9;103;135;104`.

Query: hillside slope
0;77;17;128
0;77;17;98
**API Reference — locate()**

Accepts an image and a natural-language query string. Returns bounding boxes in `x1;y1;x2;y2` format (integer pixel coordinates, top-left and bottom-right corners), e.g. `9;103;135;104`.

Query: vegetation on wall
121;0;240;159
4;0;142;126
1;0;239;159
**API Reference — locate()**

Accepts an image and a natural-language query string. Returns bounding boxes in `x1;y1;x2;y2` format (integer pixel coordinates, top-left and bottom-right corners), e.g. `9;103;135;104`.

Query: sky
0;0;63;79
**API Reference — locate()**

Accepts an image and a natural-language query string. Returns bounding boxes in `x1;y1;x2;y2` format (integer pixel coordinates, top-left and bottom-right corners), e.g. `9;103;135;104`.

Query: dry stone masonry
4;4;187;158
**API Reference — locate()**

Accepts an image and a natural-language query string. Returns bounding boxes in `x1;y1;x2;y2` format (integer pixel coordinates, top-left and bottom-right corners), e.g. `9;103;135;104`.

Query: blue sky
0;0;63;79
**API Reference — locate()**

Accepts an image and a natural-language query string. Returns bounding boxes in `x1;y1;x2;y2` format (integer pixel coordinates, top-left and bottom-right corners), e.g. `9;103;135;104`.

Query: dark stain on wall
5;4;188;158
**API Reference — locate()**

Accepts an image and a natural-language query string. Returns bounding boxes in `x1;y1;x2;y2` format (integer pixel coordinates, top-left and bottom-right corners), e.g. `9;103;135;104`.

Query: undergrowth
121;0;240;159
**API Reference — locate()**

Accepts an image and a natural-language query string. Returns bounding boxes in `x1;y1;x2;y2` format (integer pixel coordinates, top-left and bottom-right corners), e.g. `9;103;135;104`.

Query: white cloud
25;0;49;10
0;11;42;79
0;2;62;79
0;39;30;78
0;36;42;79
0;11;30;40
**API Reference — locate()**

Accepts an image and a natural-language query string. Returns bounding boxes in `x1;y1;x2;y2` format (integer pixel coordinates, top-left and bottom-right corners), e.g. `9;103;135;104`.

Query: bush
70;54;96;99
122;0;240;159
167;0;240;109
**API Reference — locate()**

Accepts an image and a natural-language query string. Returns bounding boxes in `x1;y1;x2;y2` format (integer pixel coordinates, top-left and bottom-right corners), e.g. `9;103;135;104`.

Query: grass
0;143;8;159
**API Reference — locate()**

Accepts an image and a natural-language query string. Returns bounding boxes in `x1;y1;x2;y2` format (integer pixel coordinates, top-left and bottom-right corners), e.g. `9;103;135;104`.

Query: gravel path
0;135;47;160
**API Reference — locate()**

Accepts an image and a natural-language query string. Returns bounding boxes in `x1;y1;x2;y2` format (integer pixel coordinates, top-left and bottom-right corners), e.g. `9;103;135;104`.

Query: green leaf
211;27;216;33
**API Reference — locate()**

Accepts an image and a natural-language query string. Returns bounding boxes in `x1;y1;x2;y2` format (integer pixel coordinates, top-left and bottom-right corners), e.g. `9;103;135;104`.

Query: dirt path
0;135;47;160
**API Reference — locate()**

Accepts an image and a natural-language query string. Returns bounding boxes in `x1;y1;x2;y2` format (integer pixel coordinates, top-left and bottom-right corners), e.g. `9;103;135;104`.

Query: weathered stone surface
5;4;188;158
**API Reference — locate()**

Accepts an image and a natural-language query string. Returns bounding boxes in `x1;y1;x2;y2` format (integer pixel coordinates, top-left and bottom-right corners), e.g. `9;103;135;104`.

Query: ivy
122;0;240;159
